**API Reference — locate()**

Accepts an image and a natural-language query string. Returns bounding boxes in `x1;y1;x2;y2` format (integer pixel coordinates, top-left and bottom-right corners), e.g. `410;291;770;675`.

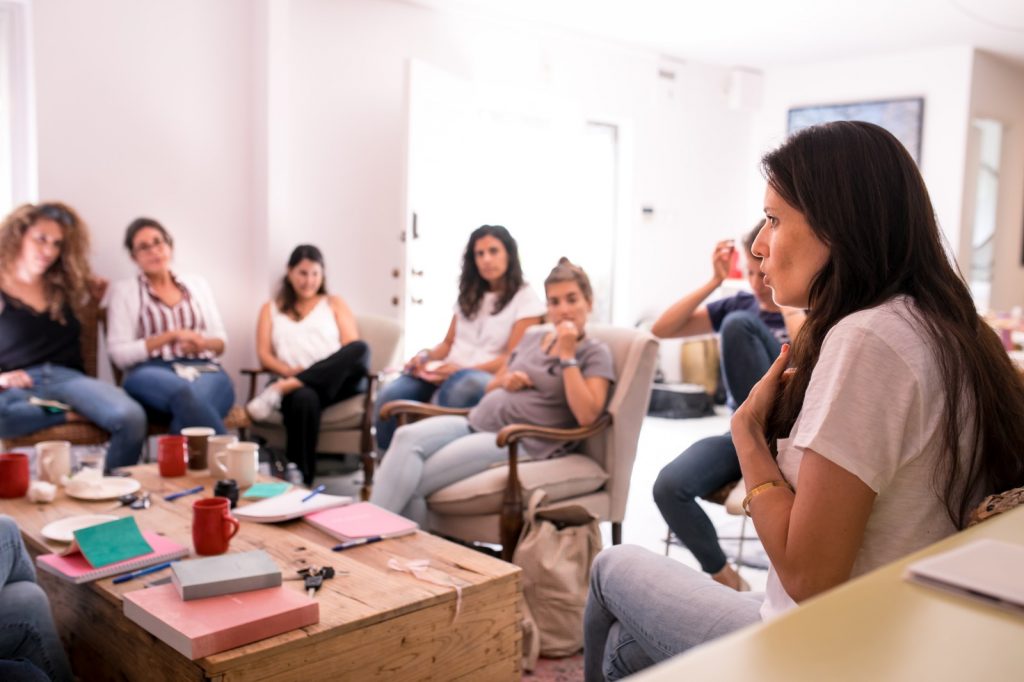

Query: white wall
751;46;976;262
33;0;261;392
967;51;1024;310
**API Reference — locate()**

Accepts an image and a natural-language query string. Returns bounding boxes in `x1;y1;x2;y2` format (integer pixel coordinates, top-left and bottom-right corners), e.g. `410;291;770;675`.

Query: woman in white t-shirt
583;121;1024;681
374;225;545;450
246;245;369;485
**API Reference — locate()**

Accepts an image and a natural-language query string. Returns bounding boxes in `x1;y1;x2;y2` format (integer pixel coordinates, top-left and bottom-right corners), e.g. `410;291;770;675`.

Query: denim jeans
653;311;780;573
373;368;492;451
123;358;235;434
0;516;73;682
0;364;146;471
583;545;763;681
369;415;507;525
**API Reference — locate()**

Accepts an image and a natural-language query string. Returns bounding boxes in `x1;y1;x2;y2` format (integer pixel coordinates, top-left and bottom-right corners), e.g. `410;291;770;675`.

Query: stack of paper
904;538;1024;616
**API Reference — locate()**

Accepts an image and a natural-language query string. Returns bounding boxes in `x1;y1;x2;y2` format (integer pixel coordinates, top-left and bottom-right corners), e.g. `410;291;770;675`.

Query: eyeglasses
36;204;73;228
133;237;168;255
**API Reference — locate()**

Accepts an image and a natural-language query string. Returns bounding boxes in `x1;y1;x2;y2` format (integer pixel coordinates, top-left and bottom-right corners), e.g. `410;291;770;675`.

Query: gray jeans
584;545;764;680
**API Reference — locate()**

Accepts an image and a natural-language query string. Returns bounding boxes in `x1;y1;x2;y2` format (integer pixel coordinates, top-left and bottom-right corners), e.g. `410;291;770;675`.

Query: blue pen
111;561;174;584
163;485;204;502
301;484;326;503
332;536;384;551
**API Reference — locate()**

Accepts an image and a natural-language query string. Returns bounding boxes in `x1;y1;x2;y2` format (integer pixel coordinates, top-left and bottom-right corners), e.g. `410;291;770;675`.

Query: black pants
281;340;370;485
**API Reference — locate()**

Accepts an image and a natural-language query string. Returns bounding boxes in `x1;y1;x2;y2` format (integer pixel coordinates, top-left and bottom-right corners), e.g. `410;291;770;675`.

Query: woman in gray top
370;258;615;524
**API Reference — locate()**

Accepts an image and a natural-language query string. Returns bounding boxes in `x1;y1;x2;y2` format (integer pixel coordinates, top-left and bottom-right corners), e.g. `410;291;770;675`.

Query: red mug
192;497;239;555
0;453;30;498
157;435;188;477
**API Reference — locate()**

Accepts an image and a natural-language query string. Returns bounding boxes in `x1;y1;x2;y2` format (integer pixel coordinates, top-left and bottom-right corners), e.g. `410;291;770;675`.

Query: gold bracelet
741;479;793;516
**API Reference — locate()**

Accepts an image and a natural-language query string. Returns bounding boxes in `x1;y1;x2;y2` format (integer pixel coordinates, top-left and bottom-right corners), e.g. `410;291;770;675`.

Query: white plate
41;514;120;543
64;477;141;501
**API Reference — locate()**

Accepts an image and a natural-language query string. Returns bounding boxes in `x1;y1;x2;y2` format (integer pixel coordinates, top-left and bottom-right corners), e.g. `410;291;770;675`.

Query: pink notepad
304;502;418;542
36;531;189;584
122;584;319;660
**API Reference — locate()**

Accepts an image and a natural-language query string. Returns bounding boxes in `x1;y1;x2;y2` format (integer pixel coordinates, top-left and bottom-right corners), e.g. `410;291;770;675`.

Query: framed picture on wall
787;97;925;165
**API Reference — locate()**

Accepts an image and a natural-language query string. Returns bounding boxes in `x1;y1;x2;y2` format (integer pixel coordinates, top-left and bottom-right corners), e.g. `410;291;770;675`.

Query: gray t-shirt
468;327;616;459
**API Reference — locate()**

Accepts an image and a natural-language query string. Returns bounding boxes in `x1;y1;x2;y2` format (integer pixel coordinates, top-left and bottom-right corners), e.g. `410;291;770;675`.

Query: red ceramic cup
157;435;189;477
192;497;240;555
0;453;30;498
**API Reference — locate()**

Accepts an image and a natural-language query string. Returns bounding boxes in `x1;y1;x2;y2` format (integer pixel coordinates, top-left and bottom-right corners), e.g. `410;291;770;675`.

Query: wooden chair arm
495;413;612;448
240;367;272;401
379;400;471;421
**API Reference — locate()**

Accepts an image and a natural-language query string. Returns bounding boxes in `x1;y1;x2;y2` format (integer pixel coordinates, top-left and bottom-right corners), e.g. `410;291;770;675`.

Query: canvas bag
513;489;603;667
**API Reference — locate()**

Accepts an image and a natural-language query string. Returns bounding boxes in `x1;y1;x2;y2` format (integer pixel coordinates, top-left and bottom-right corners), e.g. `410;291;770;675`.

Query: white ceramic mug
207;434;238;478
213;442;259;489
36;440;72;485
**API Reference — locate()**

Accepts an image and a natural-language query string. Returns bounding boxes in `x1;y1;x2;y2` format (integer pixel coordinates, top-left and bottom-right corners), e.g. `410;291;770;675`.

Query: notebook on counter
37;531;189;584
171;550;282;601
304;502;418;542
123;584;319;660
904;538;1024;616
232;489;352;523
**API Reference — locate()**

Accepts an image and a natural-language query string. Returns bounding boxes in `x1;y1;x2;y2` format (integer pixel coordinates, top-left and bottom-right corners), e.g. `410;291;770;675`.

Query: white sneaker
246;387;282;421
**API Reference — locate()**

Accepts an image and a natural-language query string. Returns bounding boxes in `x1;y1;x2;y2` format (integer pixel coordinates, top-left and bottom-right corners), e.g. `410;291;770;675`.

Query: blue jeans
123;359;235;434
719;310;781;408
369;415;507;525
653;311;779;573
374;368;492;451
0;364;146;471
584;545;763;681
0;516;73;682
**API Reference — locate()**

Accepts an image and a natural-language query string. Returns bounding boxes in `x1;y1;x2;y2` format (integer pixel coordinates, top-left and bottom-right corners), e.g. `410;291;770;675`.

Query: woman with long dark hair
583;121;1024;680
107;217;235;434
0;202;146;471
374;225;545;450
246;245;369;484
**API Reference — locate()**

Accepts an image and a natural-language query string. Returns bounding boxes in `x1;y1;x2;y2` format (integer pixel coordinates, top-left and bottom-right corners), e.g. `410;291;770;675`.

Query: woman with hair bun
246;245;369;485
374;225;545;451
371;257;615;524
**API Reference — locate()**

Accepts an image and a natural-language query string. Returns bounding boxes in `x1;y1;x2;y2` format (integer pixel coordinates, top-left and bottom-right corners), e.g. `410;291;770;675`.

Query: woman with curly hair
0;203;146;471
374;225;545;451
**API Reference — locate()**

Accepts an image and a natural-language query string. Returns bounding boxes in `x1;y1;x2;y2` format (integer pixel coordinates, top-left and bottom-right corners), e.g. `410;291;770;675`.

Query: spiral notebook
37;531;189;584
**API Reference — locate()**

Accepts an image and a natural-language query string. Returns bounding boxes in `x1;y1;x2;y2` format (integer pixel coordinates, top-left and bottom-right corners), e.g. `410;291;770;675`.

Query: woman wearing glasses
106;217;235;434
0;203;146;471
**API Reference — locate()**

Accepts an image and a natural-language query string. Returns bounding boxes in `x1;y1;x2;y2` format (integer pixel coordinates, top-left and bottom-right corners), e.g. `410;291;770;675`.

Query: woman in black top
0;203;146;471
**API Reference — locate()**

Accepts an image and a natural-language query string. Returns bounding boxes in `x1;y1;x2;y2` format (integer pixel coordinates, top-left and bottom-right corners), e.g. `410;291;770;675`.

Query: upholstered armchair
381;324;658;559
243;313;402;495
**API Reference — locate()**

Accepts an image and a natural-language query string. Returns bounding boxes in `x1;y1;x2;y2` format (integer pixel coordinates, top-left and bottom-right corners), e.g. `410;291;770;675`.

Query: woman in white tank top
246;245;369;485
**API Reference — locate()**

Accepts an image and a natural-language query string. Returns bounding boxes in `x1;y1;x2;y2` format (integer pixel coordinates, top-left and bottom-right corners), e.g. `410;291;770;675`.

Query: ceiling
413;0;1024;70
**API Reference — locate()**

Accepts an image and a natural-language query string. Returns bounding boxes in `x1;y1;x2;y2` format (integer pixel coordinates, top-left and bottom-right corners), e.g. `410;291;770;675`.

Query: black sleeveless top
0;291;83;373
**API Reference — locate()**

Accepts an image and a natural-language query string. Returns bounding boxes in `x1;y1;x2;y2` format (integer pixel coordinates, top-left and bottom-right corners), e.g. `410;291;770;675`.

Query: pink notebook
123;584;319;660
36;531;189;584
304;502;418;542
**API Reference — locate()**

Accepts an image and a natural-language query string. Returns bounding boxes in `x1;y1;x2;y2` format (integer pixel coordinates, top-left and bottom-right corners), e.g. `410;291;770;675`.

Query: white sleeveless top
270;297;341;369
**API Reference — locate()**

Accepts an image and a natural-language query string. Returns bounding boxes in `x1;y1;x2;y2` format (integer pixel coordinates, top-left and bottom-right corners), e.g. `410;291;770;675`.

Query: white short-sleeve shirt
445;284;546;368
761;296;972;620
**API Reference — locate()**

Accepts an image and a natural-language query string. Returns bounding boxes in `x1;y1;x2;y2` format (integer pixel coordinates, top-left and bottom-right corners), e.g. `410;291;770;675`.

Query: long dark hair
457;225;525;319
276;244;327;320
761;120;1024;527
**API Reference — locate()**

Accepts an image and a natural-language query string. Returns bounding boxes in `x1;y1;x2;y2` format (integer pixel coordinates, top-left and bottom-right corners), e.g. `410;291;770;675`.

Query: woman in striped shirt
106;218;235;434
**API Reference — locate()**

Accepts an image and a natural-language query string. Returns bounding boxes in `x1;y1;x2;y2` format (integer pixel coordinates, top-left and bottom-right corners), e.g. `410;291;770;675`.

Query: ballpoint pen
301;484;326;503
163;485;204;501
332;536;384;552
111;561;174;584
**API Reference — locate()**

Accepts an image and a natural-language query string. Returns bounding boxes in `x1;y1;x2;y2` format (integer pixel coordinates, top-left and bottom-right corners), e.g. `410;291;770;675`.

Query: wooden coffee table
0;465;521;681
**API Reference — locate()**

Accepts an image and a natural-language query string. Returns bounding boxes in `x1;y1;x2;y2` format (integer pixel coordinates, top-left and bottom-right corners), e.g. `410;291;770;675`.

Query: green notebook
71;516;153;568
242;482;291;499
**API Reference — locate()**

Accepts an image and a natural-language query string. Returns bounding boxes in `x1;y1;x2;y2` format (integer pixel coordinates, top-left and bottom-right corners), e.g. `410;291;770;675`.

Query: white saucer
64;477;141;501
41;514;120;543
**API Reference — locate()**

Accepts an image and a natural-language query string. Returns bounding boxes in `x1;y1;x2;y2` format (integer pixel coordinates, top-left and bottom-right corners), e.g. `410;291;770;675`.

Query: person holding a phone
583;121;1024;680
0;203;146;471
374;225;545;451
245;244;369;485
106;217;235;434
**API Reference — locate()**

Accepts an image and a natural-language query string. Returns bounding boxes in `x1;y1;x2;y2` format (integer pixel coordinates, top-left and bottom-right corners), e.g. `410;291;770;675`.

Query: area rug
524;654;584;681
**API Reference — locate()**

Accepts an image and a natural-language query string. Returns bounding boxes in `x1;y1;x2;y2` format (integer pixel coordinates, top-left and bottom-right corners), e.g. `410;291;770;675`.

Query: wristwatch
559;357;579;369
